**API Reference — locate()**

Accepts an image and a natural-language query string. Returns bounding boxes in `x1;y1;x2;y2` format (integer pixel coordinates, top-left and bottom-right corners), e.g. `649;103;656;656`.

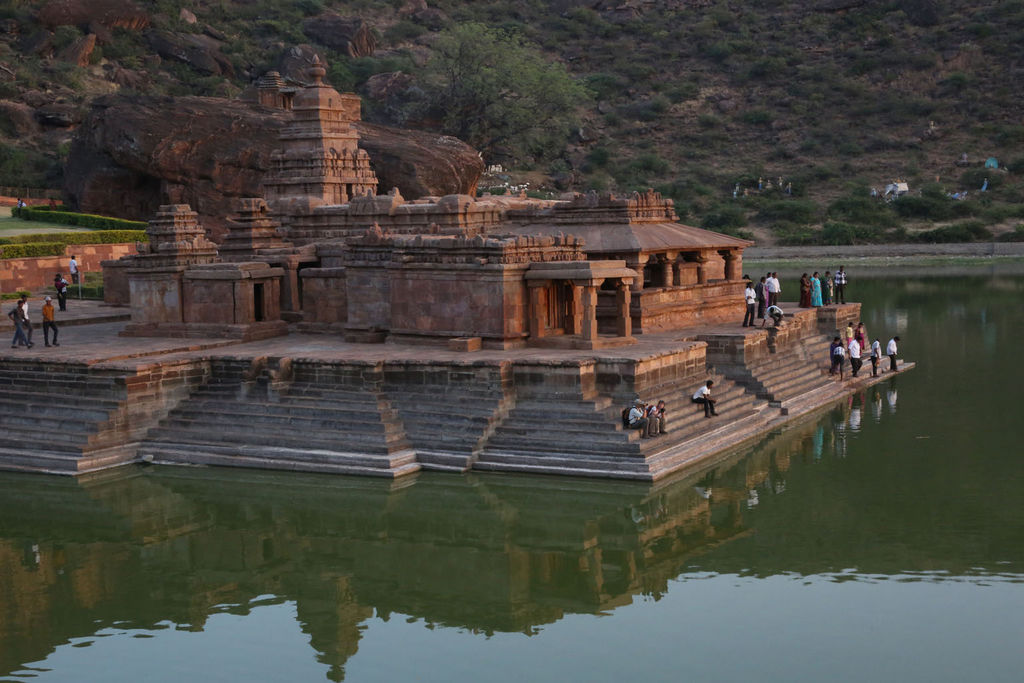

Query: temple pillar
627;254;649;292
581;285;598;341
615;283;632;337
723;249;742;281
696;256;710;284
660;256;674;288
528;284;548;339
567;284;583;335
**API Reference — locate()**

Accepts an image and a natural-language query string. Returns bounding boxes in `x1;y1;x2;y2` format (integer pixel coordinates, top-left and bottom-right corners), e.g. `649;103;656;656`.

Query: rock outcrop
146;30;234;76
301;14;376;57
64;95;483;240
37;0;149;31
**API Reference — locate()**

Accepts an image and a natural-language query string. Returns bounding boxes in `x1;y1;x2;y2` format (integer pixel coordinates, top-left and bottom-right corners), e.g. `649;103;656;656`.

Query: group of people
829;321;900;380
623;379;721;437
7;294;60;349
743;267;849;328
6;266;76;350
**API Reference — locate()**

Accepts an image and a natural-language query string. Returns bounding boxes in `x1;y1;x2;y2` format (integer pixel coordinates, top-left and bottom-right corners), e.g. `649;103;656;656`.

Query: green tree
419;23;590;163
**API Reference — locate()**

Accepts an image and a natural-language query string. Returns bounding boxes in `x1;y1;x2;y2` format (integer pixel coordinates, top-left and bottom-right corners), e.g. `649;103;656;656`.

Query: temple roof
498;190;753;254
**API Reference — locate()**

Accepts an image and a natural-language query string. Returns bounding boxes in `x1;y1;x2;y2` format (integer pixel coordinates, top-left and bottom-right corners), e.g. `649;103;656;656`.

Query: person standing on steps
42;296;59;347
823;271;834;305
17;294;33;347
848;335;862;377
772;272;782;306
829;337;845;380
692;380;718;418
870;338;882;377
810;271;823;307
834;265;848;304
743;278;757;327
887;336;900;372
766;272;779;307
755;276;767;322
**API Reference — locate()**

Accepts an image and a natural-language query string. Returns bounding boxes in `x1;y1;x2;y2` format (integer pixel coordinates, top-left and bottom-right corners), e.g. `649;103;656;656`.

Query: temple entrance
254;283;265;322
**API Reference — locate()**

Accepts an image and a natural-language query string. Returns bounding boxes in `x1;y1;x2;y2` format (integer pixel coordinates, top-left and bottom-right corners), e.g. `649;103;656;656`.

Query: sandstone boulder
58;33;96;66
146;30;234;76
38;0;149;31
35;102;82;127
276;45;322;84
0;101;42;136
64;95;482;240
302;14;376;57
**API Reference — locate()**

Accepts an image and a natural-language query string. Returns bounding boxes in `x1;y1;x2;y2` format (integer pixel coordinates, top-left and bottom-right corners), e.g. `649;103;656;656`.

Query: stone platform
0;303;914;481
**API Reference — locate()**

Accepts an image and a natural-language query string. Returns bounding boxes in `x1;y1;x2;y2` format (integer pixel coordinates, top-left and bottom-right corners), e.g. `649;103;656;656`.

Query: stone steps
139;444;421;479
170;400;403;424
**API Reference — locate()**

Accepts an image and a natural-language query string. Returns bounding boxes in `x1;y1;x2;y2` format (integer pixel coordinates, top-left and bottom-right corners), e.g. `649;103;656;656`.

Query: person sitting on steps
692;380;718;418
626;399;650;436
646;400;668;435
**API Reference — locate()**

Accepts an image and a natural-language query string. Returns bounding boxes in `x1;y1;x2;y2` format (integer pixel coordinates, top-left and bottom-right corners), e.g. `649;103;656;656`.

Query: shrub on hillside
0;230;147;247
913;221;992;243
826;195;898;228
756;199;818;224
699;205;747;232
819;221;886;245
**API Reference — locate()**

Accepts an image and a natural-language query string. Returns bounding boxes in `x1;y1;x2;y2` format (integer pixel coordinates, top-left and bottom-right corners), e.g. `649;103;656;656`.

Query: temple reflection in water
4;384;1018;682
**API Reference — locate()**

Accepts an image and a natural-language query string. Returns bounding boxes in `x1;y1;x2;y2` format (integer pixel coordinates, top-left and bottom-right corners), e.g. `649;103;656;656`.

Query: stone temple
0;67;904;482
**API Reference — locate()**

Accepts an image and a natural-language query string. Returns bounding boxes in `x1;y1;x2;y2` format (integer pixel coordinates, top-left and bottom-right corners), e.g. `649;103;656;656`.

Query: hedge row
0;230;147;259
0;230;148;246
12;207;147;230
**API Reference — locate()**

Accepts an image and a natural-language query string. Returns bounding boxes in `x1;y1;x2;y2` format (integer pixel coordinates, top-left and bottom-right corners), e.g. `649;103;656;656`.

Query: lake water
2;269;1022;682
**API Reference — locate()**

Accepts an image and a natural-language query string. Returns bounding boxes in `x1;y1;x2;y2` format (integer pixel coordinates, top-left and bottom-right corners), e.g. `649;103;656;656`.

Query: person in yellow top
42;296;59;347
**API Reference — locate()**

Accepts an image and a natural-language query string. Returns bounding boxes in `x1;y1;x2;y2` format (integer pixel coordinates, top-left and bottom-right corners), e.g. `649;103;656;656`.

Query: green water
2;272;1022;682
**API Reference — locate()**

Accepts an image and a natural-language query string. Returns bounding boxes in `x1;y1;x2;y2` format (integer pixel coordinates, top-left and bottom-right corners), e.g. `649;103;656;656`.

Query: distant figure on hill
69;255;79;285
733;183;739;199
834;265;848;303
981;177;989;192
692;380;718;418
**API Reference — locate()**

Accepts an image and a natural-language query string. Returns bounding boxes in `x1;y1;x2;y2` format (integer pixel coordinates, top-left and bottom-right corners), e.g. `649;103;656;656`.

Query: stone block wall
1;243;138;293
597;344;708;400
102;259;131;304
129;270;184;324
300;267;347;326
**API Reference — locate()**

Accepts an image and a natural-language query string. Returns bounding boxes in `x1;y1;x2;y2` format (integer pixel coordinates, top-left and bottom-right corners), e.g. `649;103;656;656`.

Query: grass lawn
0;207;93;236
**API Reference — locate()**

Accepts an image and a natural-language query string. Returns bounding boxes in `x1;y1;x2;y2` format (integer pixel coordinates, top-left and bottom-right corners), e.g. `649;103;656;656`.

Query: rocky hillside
1;0;1023;244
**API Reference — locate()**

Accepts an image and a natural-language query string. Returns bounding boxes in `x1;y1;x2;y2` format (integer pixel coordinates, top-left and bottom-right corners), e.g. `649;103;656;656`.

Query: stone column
615;282;632;338
673;256;687;285
567;284;583;335
528;284;547;339
660;256;675;288
723;249;742;281
695;255;710;284
627;254;649;292
581;284;598;341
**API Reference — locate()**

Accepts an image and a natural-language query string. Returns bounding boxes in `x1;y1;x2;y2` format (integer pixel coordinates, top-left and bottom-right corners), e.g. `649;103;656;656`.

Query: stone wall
0;243;138;293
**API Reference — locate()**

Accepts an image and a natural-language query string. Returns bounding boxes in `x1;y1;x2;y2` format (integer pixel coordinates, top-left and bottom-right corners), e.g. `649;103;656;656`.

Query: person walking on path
54;273;69;312
42;296;59;347
8;300;32;348
887;336;900;372
810;272;823;307
848;336;862;377
834;266;848;304
692;380;718;418
870;338;882;377
17;294;33;347
69;255;80;285
743;278;757;327
855;322;867;349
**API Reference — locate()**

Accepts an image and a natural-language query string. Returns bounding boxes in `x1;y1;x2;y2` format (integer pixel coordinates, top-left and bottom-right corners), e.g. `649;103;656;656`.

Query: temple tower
263;56;378;215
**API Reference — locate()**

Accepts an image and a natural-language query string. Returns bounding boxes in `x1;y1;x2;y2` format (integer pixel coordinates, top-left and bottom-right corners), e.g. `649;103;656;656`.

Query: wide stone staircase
386;382;514;472
0;361;139;474
721;332;842;415
140;359;419;478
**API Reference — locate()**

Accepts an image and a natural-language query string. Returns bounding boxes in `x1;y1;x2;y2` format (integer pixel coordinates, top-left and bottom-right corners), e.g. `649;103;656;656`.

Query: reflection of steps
141;362;419;478
388;384;513;472
0;362;136;474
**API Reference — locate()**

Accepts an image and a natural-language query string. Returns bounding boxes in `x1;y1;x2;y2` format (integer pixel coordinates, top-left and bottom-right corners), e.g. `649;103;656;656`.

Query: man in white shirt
69;255;79;285
870;339;882;376
743;279;756;327
886;336;900;372
17;294;33;346
771;272;782;305
627;399;649;436
691;380;718;418
848;337;862;377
